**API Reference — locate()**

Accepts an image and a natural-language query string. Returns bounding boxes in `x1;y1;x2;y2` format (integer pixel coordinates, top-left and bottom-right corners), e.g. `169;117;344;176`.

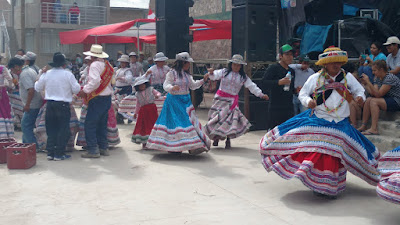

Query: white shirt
144;65;170;85
210;68;264;97
299;71;366;122
163;69;204;95
83;59;113;96
115;67;134;87
35;67;81;102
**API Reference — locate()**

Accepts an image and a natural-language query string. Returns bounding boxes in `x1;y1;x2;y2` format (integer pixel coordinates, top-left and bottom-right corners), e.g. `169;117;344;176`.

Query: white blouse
130;62;144;77
145;65;170;85
299;71;366;122
115;67;134;87
210;68;264;97
0;66;13;88
163;69;204;95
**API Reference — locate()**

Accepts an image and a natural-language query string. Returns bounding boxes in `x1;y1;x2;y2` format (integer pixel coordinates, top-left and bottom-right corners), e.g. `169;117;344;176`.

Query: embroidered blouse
135;87;161;114
0;65;14;88
145;65;170;85
163;69;204;95
115;67;134;87
299;71;365;122
210;68;264;97
130;62;144;77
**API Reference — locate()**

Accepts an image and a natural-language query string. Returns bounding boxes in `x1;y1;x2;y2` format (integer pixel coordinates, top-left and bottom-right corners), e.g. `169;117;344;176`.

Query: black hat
49;52;67;67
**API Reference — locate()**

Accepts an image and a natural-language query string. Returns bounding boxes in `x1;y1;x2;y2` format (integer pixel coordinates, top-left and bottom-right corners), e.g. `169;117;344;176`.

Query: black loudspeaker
304;0;343;26
156;0;194;59
232;0;276;6
232;4;277;62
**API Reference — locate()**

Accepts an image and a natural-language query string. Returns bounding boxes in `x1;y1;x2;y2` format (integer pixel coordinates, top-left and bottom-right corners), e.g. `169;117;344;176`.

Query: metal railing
41;2;107;25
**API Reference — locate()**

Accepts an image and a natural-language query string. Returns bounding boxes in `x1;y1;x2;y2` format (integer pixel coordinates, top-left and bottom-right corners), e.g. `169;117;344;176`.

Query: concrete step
377;121;400;138
379;111;400;121
366;135;400;153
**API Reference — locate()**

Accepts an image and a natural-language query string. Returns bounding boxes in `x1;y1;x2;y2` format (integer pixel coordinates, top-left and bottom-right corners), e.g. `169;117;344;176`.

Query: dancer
205;54;269;148
146;52;211;155
377;146;400;204
259;46;381;198
131;76;161;148
115;54;134;124
143;52;170;94
0;60;15;138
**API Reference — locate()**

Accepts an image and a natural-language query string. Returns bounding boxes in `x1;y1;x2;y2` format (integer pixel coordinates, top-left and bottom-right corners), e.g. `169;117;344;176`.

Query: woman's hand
261;94;269;101
355;96;364;107
203;73;209;82
172;85;180;91
308;99;317;109
133;114;137;119
146;70;152;75
360;73;370;84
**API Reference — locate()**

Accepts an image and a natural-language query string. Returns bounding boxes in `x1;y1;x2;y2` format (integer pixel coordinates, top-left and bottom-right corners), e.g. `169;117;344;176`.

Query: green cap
280;44;293;54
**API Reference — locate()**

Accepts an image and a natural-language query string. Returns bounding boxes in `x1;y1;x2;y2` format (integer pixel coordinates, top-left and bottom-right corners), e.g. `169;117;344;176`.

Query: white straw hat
117;55;130;63
153;52;168;62
84;56;91;60
83;44;109;58
129;52;137;57
228;54;247;65
175;52;194;62
134;76;149;87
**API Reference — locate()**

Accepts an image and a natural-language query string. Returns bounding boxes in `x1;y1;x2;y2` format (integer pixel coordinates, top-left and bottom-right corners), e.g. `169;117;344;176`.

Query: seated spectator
357;60;400;135
358;42;387;82
68;2;80;24
384;36;400;78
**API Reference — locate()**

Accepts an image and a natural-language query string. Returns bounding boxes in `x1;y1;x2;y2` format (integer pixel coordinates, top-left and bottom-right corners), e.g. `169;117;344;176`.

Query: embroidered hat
117;54;130;63
315;46;348;66
83;44;109;58
129;52;137;57
228;54;247;65
175;52;194;62
21;51;37;61
133;76;149;87
153;52;168;62
383;36;400;45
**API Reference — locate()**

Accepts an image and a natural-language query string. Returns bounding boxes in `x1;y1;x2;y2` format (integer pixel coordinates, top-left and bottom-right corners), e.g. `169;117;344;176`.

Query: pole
136;23;140;52
21;0;25;50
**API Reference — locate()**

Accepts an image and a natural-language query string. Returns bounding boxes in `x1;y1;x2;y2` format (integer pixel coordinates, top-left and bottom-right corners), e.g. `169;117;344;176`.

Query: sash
216;90;238;110
311;71;353;105
85;61;114;103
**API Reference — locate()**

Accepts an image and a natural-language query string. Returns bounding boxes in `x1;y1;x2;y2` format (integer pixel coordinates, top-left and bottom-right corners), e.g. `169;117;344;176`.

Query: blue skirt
147;94;211;152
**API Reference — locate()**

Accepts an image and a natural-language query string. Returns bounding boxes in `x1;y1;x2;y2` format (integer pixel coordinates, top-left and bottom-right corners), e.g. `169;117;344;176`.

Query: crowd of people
1;37;400;204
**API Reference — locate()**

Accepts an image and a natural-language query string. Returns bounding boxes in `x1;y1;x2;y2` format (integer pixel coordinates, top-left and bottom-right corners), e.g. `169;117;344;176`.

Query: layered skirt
35;102;79;150
377;146;400;204
132;103;158;144
118;94;165;121
0;87;14;138
147;94;211;152
8;90;23;129
76;105;120;147
259;110;381;196
205;91;250;140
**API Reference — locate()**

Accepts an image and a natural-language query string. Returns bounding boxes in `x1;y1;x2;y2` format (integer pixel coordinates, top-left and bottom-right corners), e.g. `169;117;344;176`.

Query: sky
110;0;149;9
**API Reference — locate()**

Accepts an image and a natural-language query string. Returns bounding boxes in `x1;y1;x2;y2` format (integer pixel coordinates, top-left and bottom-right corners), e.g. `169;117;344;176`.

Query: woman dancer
131;76;161;148
146;52;211;155
205;54;269;148
114;54;134;124
377;146;400;204
0;61;15;138
143;52;170;94
259;46;381;198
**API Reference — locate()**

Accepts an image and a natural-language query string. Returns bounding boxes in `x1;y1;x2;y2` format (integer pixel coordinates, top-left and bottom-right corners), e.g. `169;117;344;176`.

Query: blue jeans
84;95;111;154
293;94;306;116
21;108;40;148
45;101;71;157
358;66;374;83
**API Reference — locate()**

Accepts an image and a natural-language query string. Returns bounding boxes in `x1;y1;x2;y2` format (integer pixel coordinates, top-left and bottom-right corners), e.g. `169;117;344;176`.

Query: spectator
54;0;62;23
16;49;25;56
8;57;43;149
289;54;314;115
139;52;149;70
75;53;83;67
21;51;39;75
147;57;154;69
262;44;295;129
358;42;387;82
358;60;400;135
384;36;400;78
68;2;80;24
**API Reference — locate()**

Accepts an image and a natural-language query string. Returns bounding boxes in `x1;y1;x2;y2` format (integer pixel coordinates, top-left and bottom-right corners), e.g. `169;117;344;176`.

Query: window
41;29;70;54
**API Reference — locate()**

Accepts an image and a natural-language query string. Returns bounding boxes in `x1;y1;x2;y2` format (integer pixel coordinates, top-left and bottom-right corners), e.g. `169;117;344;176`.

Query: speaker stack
231;0;278;62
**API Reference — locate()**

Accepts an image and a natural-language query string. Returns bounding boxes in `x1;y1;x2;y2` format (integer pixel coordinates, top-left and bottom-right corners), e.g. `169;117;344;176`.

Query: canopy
59;19;232;46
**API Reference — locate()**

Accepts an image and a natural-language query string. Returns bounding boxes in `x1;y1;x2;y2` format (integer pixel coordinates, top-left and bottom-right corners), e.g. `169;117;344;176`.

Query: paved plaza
0;108;399;225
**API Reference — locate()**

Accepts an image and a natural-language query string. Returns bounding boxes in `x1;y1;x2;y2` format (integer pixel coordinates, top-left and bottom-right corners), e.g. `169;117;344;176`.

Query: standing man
68;2;80;24
262;44;295;129
35;53;81;161
289;54;315;115
78;44;114;158
384;36;400;78
22;51;40;74
9;57;43;149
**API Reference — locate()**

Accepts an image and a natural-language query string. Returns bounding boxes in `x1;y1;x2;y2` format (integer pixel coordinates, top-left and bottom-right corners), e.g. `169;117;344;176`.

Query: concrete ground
1;107;399;225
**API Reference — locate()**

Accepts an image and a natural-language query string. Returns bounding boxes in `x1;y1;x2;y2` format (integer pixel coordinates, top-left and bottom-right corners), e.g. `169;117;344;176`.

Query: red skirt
132;103;158;144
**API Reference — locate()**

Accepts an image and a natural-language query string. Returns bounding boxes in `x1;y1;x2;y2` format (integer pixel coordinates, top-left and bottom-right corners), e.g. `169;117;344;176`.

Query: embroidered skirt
259;109;381;196
0;87;14;138
132;103;158;144
76;105;121;147
8;90;23;128
204;92;250;140
146;94;211;152
377;146;400;204
35;102;79;150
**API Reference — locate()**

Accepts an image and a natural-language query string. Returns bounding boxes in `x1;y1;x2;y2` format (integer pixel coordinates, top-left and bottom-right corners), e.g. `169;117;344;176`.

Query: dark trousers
85;95;111;154
45;101;71;157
